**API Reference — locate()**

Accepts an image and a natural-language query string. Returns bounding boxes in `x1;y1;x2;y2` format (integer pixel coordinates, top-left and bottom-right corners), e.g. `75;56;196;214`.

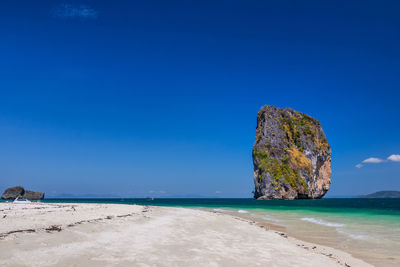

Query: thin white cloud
52;4;98;19
356;154;400;168
215;190;222;194
362;157;384;163
388;154;400;162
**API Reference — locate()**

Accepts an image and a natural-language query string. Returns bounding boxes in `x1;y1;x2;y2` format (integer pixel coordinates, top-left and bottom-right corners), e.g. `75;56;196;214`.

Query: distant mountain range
358;191;400;198
45;193;125;198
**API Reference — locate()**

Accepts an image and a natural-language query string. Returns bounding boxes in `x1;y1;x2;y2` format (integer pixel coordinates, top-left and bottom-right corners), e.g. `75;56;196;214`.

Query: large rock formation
1;186;45;200
23;190;45;200
1;186;25;199
253;105;331;200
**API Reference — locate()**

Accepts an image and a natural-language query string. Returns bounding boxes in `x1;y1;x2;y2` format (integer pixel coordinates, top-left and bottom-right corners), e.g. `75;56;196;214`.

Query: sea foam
300;217;344;227
336;229;368;239
238;210;249;213
213;208;226;212
263;215;280;222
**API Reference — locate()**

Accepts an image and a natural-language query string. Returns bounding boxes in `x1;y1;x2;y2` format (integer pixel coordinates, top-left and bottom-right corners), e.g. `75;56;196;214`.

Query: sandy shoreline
0;203;371;267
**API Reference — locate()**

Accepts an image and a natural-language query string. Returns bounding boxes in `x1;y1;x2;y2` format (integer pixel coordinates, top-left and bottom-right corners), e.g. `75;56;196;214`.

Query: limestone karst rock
253;105;331;200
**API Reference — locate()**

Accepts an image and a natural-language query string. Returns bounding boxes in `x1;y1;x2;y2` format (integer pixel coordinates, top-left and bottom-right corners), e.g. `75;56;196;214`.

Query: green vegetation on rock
253;105;331;200
253;150;308;193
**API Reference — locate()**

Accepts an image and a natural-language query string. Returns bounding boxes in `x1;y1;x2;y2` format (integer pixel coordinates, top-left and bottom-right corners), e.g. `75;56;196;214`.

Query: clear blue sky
1;0;399;197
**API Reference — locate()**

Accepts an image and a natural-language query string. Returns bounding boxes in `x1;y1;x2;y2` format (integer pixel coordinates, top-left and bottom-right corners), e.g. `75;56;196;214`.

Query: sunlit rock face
253;105;331;200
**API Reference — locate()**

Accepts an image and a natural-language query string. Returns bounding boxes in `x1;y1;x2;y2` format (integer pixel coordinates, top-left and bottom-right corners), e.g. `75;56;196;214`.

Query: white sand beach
0;203;371;267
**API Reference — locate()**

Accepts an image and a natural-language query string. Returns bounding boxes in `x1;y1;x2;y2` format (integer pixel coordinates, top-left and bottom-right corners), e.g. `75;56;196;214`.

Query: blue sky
0;0;399;197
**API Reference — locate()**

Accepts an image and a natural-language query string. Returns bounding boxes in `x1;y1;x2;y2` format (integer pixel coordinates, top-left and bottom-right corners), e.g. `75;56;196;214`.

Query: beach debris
45;225;62;232
116;214;132;218
276;231;288;238
0;229;36;239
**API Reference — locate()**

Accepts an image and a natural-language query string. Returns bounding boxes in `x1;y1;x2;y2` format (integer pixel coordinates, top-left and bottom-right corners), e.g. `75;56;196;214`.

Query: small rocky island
253;105;331;200
1;186;45;200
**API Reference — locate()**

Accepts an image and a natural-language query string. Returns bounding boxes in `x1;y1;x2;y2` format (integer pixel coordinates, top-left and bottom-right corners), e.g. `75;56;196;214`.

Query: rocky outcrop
1;186;25;199
23;190;45;200
1;186;45;200
253;105;331;200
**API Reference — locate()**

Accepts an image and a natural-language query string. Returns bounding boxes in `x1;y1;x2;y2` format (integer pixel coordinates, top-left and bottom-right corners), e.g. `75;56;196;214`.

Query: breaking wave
263;215;281;222
336;229;368;239
300;217;344;227
213;208;226;212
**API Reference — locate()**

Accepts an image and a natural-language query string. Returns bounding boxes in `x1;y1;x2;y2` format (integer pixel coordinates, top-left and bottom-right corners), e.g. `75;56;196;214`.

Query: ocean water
32;198;400;266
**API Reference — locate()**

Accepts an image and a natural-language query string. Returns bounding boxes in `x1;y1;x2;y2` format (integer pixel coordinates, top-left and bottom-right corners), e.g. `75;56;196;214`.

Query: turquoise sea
39;198;400;266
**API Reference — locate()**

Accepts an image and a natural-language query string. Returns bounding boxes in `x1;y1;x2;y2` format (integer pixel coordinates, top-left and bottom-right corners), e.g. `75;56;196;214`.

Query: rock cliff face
1;186;45;200
253;105;331;200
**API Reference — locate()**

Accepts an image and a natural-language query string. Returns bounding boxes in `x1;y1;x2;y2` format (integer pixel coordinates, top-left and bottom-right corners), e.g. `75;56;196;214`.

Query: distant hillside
358;191;400;198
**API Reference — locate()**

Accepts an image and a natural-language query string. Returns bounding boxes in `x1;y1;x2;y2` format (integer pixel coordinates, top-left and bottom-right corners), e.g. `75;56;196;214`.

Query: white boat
13;196;31;203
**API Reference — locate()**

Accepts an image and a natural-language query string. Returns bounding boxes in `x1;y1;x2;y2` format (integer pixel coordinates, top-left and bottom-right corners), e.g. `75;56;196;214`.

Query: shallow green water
39;197;400;212
19;198;400;266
